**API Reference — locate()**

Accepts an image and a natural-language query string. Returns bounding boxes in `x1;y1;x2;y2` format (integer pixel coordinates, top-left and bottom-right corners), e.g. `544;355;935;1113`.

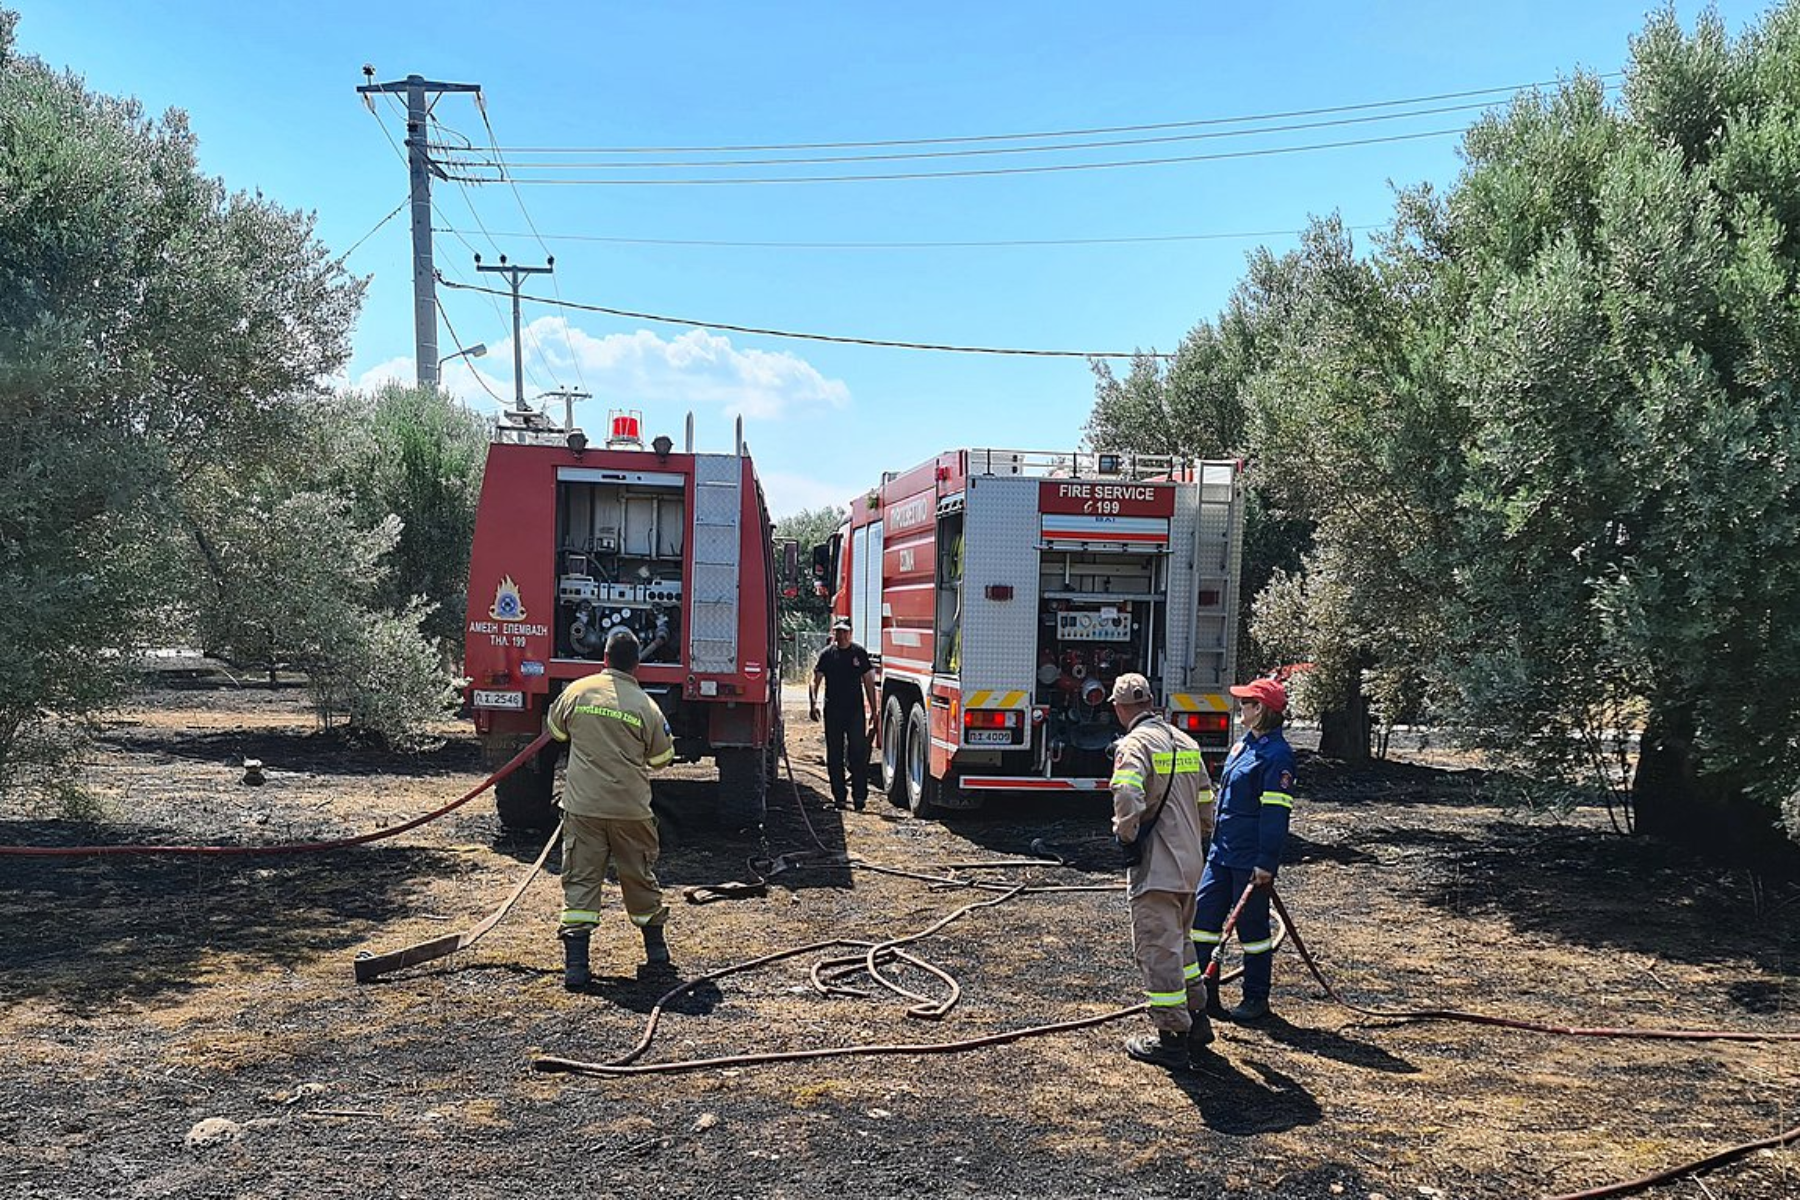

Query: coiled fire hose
0;731;555;858
536;739;1266;1076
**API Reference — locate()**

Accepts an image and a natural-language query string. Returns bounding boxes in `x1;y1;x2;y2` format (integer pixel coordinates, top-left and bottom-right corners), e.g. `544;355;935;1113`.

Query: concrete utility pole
474;254;554;411
357;70;481;390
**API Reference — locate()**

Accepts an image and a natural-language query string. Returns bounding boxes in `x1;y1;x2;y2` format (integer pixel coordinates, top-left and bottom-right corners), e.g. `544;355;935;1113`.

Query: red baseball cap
1229;677;1288;714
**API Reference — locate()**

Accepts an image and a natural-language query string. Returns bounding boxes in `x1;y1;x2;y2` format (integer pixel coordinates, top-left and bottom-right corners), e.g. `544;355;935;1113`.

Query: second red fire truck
817;448;1245;816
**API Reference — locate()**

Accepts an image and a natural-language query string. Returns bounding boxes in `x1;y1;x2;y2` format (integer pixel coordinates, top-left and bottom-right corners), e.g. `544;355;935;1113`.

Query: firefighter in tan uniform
1108;673;1215;1069
545;628;676;990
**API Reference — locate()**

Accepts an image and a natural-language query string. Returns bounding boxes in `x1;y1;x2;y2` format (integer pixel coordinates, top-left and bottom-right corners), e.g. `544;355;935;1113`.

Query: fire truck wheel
904;703;943;819
716;748;767;832
881;695;909;808
494;753;558;834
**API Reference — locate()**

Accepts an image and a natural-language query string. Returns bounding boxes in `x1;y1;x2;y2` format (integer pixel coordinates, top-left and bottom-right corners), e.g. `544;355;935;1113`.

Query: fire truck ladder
689;456;742;673
1185;462;1242;696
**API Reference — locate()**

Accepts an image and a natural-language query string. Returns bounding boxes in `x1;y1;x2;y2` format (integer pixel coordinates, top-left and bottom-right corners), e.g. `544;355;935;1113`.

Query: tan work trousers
1130;889;1202;1033
559;812;667;934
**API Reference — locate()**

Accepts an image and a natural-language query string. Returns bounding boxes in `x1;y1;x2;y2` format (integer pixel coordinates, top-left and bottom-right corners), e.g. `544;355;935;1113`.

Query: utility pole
538;388;593;431
474;254;554;411
357;70;480;390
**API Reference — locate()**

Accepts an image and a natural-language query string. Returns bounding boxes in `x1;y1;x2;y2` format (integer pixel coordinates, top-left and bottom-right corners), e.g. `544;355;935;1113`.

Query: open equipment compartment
1033;544;1169;779
552;466;687;665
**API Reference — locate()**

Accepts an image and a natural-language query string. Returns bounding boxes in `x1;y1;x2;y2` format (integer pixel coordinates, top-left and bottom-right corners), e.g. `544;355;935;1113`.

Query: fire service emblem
490;575;527;622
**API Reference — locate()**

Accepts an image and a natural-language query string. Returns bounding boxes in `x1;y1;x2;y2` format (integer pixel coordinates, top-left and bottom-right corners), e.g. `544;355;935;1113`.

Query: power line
441;127;1464;187
335;198;408;263
461;75;1613;155
436;297;509;407
430;110;558;394
473;93;589;395
429;223;1379;250
434;97;1520;171
431;213;521;347
436;277;1175;359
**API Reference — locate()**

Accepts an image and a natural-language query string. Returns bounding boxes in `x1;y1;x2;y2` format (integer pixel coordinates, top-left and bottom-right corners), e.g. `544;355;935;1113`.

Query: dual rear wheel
879;693;942;818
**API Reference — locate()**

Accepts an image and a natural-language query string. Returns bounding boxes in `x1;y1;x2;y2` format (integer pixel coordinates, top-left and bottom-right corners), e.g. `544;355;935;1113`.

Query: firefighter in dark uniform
545;627;676;990
1191;676;1297;1022
809;616;879;810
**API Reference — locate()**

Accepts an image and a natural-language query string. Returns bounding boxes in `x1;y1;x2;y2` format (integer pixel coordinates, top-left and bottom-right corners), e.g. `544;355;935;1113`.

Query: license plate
966;729;1015;746
473;689;526;710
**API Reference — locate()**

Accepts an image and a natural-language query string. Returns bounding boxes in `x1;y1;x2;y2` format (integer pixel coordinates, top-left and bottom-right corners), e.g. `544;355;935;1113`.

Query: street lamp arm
437;342;488;368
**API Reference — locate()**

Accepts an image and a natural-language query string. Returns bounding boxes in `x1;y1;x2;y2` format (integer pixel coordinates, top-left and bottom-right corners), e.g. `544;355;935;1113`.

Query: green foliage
774;505;845;627
316;384;491;651
774;505;846;557
1087;2;1800;842
1432;6;1800;836
0;12;362;784
321;599;460;749
187;488;456;744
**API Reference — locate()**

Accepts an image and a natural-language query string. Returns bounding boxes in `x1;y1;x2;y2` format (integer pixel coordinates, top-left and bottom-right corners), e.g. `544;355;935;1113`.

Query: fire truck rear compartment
553;474;685;665
1035;550;1166;779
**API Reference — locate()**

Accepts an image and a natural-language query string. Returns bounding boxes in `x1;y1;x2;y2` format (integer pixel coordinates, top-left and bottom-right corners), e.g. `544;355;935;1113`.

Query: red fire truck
818;449;1244;816
464;408;781;833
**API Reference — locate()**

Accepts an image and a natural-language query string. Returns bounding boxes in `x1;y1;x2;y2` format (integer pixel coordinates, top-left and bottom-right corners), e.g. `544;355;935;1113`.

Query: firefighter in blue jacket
1191;676;1296;1023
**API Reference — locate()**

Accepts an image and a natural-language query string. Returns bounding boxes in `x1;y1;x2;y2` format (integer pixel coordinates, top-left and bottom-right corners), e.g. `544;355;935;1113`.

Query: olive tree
1434;5;1800;845
0;10;362;784
315;383;491;652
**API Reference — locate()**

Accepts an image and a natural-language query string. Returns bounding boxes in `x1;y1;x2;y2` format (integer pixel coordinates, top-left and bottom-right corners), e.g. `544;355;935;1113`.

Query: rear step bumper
957;775;1108;792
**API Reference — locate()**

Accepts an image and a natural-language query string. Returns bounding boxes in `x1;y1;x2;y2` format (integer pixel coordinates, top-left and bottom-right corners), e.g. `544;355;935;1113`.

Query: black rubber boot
1203;978;1229;1020
1124;1029;1190;1070
1189;1006;1215;1048
642;924;670;965
1228;996;1271;1023
562;930;591;991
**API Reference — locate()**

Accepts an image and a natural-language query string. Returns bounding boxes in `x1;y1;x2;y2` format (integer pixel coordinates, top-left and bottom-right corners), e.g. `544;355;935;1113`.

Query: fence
779;624;833;684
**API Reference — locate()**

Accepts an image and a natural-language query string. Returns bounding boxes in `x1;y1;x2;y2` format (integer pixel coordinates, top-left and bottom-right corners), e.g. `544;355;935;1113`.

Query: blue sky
12;1;1772;516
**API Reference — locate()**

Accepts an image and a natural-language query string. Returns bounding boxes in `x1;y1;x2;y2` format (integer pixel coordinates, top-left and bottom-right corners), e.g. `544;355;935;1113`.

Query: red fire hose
0;731;553;857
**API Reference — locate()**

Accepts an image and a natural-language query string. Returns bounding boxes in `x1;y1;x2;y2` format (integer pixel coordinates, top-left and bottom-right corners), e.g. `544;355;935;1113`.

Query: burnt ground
1;667;1797;1200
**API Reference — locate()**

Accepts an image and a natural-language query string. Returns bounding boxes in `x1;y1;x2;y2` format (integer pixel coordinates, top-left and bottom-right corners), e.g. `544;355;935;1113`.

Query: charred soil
2;668;1797;1199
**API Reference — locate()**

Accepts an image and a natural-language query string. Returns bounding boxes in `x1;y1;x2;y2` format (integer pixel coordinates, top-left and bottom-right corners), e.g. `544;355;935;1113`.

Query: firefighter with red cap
1191;675;1297;1023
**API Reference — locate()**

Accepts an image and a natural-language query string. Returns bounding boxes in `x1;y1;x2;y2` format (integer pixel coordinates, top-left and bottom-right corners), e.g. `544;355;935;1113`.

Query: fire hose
533;746;1800;1198
537;738;1267;1076
10;719;1790;1196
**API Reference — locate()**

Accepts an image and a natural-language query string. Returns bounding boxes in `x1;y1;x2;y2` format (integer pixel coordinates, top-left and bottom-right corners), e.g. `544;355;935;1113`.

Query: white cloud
347;317;852;426
351;355;412;391
521;317;850;420
760;470;858;521
352;354;514;411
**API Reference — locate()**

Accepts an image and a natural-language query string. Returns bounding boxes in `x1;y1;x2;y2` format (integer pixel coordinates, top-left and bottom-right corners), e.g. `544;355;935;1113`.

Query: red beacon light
607;410;645;449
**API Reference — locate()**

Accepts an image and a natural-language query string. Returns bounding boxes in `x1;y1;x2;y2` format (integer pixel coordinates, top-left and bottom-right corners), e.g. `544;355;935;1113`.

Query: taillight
963;709;1022;729
1175;712;1230;735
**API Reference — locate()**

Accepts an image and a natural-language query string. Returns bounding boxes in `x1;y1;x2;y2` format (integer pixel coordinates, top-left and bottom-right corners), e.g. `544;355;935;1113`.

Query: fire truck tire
494;753;558;833
881;695;909;808
903;703;943;819
716;748;767;831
